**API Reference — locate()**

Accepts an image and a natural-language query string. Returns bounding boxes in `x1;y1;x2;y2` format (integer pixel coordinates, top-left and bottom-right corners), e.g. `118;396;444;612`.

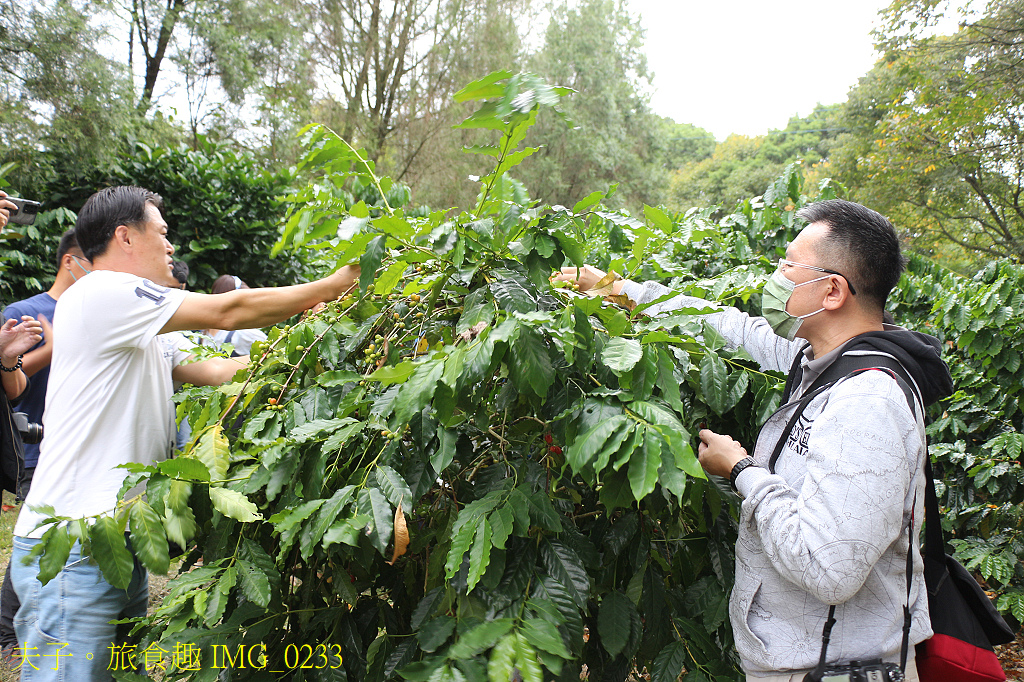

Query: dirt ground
0;491;1021;681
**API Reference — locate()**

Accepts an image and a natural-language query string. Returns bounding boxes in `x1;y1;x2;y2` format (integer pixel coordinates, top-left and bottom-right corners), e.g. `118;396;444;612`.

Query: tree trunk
139;0;188;110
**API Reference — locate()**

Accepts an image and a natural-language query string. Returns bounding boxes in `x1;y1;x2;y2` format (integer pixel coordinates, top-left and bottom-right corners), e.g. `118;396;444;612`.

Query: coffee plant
23;71;1023;682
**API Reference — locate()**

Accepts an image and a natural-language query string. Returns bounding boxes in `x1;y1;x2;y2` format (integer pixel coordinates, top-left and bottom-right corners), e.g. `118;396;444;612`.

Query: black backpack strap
768;362;919;474
769;381;832;474
922;456;944;562
808;351;919;412
900;496;915;672
781;342;812;404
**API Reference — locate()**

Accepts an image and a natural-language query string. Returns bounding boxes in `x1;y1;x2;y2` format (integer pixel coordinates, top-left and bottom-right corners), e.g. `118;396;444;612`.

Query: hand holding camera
0;190;41;230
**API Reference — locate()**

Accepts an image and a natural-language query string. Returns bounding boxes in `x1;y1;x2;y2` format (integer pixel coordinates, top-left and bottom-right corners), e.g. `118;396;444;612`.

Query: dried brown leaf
388;503;409;565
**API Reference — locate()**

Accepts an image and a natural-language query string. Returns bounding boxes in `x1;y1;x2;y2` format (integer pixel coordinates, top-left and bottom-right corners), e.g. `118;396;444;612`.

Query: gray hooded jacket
621;280;953;676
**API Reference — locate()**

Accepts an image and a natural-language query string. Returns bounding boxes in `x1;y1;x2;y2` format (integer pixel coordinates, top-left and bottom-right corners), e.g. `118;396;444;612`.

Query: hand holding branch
697;428;749;478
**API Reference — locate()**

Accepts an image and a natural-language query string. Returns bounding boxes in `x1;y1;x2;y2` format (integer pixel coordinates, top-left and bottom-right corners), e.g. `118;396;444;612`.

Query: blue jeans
11;536;148;681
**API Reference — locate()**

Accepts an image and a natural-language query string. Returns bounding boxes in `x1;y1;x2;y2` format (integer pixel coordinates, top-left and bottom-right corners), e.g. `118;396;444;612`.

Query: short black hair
75;186;163;261
55;229;81;267
170;261;190;287
795;199;907;311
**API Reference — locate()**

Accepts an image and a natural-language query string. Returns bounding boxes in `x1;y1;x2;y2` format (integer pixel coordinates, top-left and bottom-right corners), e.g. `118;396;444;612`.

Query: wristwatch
729;456;758;493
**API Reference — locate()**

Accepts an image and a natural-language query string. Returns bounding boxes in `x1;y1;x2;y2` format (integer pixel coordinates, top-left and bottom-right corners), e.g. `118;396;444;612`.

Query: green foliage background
0;139;306;299
14;72;1023;682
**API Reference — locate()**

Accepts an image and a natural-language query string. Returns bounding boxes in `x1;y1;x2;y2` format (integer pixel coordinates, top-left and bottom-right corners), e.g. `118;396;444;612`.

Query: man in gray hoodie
556;200;953;681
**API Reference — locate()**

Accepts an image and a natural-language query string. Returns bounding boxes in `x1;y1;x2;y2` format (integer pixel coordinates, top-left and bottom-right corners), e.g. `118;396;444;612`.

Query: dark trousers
1;465;34;651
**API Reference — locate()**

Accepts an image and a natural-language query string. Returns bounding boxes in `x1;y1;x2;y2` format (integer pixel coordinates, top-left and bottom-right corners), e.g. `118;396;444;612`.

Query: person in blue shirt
0;229;86;659
2;229;87;495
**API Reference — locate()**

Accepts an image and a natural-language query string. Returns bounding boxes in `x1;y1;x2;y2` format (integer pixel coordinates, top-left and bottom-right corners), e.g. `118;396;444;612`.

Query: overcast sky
626;0;892;140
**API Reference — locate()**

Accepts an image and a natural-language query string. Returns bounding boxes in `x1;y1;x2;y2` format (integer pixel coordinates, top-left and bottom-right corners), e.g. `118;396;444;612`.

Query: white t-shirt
209;327;265;356
15;271;188;538
161;331;199;390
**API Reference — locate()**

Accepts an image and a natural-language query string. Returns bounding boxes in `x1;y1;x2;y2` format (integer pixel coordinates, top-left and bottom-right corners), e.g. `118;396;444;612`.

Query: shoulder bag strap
901;496;915;672
781;342;811;404
922;455;944;562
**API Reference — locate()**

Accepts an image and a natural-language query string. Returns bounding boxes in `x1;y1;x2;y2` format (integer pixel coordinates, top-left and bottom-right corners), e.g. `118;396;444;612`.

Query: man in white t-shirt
10;186;359;681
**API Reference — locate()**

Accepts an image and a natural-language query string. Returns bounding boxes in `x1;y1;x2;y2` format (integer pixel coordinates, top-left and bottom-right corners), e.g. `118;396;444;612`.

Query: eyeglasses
777;258;857;296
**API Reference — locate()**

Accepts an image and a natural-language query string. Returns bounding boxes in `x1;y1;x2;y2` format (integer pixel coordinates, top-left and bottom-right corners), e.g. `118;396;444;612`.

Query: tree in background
302;0;526;164
520;0;666;211
107;0;304;118
170;0;312;145
829;0;1024;267
653;117;715;171
349;0;531;209
666;105;841;214
0;0;143;190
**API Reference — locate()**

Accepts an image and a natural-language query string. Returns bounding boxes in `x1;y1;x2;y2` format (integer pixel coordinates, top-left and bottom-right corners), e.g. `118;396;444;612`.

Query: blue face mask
68;255;92;282
761;269;828;341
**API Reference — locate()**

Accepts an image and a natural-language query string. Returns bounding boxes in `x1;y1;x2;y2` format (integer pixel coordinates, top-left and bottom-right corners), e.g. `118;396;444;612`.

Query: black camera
804;660;904;682
12;412;42;444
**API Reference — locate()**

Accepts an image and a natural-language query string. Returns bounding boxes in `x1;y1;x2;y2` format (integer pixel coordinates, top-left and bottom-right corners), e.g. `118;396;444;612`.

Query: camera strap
806;501;914;680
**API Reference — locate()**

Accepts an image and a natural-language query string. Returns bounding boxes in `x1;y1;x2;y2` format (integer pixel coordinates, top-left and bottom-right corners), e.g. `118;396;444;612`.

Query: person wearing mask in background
554;200;953;681
204;274;268;356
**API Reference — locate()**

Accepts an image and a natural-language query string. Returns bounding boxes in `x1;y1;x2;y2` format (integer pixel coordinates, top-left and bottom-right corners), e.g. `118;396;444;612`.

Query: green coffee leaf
448;619;514;659
467;517;493;591
512;634;543;682
359;487;393;556
157;458;210;481
602;337;643;373
487;634;517;682
194;425;230;481
597;591;632;657
508;327;554;399
566;414;629;472
236;559;272;608
163;504;197;548
699;351;728;414
129;500;170;574
418;616;456;653
376;466;412;508
209;487;262;523
36;524;72;586
360;235;386;292
520;619;569;658
652;641;688;682
540;540;589;608
270;498;325;555
90;516;135;590
627;430;662;499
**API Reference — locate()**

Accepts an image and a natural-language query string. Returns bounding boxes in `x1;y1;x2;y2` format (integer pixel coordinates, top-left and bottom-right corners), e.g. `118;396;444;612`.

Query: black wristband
0;355;23;373
730;456;758;492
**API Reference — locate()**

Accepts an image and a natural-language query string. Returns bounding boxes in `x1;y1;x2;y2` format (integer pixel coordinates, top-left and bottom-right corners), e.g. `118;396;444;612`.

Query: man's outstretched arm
161;265;360;335
172;356;250;387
